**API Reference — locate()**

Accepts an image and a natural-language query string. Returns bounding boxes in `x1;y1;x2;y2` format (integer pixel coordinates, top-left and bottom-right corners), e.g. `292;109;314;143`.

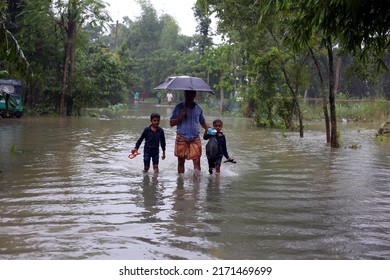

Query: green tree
199;0;390;147
15;0;62;112
119;0;197;93
72;45;127;113
308;44;331;143
159;14;180;50
24;0;110;115
196;0;307;133
193;4;213;56
272;0;390;147
0;1;29;77
202;44;235;113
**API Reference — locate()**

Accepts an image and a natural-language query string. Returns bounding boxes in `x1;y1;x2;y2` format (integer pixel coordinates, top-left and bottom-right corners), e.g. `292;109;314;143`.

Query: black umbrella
153;76;214;93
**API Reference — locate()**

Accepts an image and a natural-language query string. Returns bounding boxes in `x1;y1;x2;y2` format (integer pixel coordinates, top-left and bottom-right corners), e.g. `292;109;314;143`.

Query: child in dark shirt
203;119;234;175
129;113;166;172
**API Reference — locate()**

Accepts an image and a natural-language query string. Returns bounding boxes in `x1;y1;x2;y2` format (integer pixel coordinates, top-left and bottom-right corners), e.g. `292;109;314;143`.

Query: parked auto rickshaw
0;79;23;118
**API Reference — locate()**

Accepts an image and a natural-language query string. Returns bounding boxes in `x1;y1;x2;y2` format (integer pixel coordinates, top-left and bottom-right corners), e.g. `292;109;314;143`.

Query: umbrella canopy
153;76;214;93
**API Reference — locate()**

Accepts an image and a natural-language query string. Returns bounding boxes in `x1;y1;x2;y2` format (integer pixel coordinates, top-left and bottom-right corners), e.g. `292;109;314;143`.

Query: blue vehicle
0;79;23;118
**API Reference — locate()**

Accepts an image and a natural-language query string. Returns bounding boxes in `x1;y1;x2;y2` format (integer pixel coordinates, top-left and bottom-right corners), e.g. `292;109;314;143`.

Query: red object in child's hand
128;151;140;159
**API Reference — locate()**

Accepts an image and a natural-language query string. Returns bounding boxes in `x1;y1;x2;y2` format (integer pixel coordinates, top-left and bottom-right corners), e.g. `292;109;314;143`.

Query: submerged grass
375;135;390;142
301;99;390;122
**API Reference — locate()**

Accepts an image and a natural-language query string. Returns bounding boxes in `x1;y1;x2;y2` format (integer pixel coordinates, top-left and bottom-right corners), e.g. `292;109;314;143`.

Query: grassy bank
302;99;390;122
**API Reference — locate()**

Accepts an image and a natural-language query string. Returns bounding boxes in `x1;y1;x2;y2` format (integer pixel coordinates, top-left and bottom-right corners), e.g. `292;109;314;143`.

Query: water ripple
1;114;389;259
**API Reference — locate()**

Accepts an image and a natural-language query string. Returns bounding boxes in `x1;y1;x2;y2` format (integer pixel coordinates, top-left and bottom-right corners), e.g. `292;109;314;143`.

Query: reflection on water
0;104;390;259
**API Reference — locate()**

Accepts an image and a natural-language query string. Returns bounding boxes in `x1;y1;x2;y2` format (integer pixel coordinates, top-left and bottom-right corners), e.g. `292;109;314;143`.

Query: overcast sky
105;0;198;36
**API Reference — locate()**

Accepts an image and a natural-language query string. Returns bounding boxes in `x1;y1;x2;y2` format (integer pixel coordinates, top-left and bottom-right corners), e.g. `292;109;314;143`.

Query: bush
108;103;128;111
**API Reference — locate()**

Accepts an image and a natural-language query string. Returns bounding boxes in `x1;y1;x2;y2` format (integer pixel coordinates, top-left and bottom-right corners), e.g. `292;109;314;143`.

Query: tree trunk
220;72;225;114
66;3;77;116
59;1;79;116
289;98;295;131
60;40;71;116
334;56;341;94
67;22;77;115
322;86;331;143
308;46;330;143
281;63;304;137
326;38;339;148
294;83;304;138
233;44;237;100
220;88;224;115
296;98;304;138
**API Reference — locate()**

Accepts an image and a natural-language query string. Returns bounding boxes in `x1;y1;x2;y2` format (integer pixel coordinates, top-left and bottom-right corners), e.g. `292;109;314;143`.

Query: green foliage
199;0;389;148
0;5;30;76
336;100;390;122
117;1;200;93
0;70;8;78
17;0;111;115
346;143;361;150
108;103;128;111
240;45;301;128
10;144;16;154
2;0;388;123
9;144;26;154
159;14;180;50
193;4;213;55
335;130;341;148
201;44;235;102
375;135;390;142
71;46;128;112
272;0;390;70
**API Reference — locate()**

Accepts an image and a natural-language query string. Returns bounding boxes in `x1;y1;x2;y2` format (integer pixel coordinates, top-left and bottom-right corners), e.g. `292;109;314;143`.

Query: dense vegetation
1;0;389;148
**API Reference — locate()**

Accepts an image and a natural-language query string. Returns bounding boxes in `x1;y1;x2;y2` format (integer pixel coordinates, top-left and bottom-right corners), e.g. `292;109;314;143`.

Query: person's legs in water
174;135;187;174
214;156;223;175
207;157;214;174
193;158;201;177
174;135;202;175
178;157;185;174
215;164;221;175
152;154;159;172
189;137;202;177
143;153;151;172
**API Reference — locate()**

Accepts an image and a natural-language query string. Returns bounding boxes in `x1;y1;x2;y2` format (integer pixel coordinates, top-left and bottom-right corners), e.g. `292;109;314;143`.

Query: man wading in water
170;90;209;176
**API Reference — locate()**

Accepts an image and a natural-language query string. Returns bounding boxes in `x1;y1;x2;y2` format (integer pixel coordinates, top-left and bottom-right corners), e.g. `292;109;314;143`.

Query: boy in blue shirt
129;113;166;172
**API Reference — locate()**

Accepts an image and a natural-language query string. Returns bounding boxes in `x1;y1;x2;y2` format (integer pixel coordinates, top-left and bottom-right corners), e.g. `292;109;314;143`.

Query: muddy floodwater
1;103;389;259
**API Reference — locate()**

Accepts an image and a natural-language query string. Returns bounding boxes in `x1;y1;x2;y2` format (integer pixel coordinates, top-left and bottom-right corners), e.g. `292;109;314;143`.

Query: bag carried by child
206;136;220;158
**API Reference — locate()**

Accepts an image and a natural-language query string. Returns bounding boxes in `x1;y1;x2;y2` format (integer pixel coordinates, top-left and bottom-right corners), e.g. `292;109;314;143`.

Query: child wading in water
203;119;234;175
129;113;166;172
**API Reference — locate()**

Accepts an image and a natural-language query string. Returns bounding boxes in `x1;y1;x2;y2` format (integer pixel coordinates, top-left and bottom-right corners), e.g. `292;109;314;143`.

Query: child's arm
132;128;147;153
203;127;216;140
220;135;231;159
160;128;166;160
203;129;211;140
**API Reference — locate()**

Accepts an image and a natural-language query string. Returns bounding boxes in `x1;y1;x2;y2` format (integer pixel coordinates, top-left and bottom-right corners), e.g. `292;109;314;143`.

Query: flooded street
1;103;390;259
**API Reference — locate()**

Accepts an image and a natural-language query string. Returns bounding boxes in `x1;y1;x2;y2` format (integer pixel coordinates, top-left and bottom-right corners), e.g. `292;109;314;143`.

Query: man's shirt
170;102;206;141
